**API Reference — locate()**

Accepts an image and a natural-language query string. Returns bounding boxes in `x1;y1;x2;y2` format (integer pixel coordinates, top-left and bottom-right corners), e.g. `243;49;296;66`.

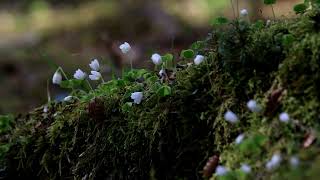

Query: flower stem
271;5;276;20
101;77;105;83
86;80;94;92
47;79;51;103
57;67;69;80
129;57;133;70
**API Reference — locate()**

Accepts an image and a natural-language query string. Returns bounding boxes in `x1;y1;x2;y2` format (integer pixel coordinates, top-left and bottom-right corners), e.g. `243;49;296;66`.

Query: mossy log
2;9;320;180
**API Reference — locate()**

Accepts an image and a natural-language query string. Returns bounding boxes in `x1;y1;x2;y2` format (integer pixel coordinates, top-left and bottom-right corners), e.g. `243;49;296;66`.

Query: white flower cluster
224;110;239;123
247;99;262;113
240;9;248;17
240;163;251;174
279;112;290;123
215;165;229;176
235;133;245;145
67;58;104;81
119;42;131;54
131;92;143;104
74;69;87;80
266;153;282;170
194;55;205;65
215;163;251;177
151;53;162;65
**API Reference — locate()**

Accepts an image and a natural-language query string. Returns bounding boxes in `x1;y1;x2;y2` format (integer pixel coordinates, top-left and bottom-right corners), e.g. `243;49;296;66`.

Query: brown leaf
265;88;284;116
303;131;317;148
203;155;219;178
88;98;105;122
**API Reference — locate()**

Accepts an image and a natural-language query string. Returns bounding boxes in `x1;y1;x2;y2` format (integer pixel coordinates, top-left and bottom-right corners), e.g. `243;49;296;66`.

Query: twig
230;0;236;19
271;4;276;20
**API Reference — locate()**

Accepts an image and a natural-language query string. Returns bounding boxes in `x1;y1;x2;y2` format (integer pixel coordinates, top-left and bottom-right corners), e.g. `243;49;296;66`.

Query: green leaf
264;0;276;5
157;85;171;97
238;134;268;154
180;49;195;59
210;16;229;26
123;69;149;81
162;53;174;62
253;20;264;29
293;3;307;14
146;76;158;85
60;79;84;89
0;114;14;134
121;102;133;113
282;34;295;47
191;41;206;50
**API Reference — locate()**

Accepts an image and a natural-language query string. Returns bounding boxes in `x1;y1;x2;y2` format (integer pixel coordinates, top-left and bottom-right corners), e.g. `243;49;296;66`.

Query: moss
2;7;320;180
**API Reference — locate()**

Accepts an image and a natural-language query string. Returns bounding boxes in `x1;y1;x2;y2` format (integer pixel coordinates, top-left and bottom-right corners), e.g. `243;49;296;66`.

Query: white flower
247;99;262;113
224;110;239;123
266;153;282;170
52;71;62;85
119;42;131;54
279;112;290;123
240;163;251;174
64;96;73;102
266;19;271;26
43;105;48;113
194;55;205;65
215;165;229;176
159;69;166;77
151;53;162;65
235;134;245;145
74;69;86;80
89;71;102;81
89;59;100;71
290;156;299;168
240;9;248;16
131;92;143;104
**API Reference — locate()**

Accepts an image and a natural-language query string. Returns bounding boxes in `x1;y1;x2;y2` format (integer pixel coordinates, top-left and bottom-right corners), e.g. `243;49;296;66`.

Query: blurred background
0;0;302;114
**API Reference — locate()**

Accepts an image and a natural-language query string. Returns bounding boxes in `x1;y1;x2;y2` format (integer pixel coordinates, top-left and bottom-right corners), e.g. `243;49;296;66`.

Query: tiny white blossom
247;99;262;113
290;156;299;168
266;19;271;26
215;165;229;176
119;42;131;54
43;105;48;113
266;153;282;170
89;59;100;71
240;9;248;16
74;69;86;80
159;69;166;77
89;71;102;81
240;163;251;174
279;112;290;123
131;92;143;104
194;55;205;65
235;134;245;145
151;53;162;65
64;96;73;102
52;71;62;85
224;110;239;123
